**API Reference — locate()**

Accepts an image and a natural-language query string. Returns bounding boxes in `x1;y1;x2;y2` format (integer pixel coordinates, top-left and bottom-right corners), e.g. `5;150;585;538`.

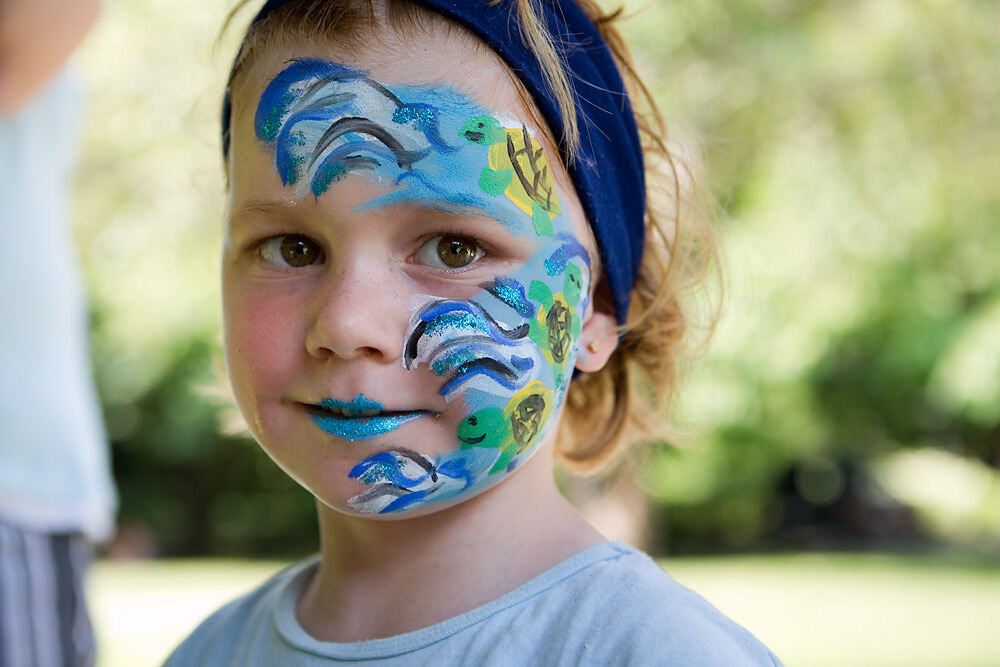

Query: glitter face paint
308;394;431;442
255;59;591;515
347;448;474;513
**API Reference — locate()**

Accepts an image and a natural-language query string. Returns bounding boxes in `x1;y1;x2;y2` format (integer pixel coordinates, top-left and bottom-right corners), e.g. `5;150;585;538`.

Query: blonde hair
221;0;719;475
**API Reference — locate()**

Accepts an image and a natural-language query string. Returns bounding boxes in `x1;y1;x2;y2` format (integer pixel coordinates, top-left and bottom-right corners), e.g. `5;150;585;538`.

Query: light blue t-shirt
165;541;782;666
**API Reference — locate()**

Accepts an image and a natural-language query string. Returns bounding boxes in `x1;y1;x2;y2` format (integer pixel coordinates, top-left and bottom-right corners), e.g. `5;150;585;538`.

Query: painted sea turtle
456;382;554;475
527;264;585;385
460;115;560;236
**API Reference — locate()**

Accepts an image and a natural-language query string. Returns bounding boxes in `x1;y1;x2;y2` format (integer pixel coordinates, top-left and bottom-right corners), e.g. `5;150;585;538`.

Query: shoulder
526;542;783;666
162;558;316;666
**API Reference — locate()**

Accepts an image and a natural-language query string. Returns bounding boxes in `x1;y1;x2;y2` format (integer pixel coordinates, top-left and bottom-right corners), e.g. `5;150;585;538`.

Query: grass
89;558;287;666
663;552;1000;667
88;551;1000;667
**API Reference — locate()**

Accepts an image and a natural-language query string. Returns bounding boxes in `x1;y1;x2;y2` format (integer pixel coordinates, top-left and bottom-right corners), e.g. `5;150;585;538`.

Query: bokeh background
66;0;999;664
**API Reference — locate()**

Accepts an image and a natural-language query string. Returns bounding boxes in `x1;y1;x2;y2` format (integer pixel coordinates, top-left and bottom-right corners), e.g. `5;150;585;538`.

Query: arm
0;0;101;114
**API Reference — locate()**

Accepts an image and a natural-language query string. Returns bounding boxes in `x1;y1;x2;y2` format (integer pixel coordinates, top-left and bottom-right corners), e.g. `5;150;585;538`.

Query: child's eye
259;234;325;268
415;235;484;270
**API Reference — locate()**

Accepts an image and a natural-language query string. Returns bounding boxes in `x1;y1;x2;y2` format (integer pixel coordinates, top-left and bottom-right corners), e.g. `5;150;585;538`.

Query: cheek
223;280;305;407
462;234;591;436
506;245;589;371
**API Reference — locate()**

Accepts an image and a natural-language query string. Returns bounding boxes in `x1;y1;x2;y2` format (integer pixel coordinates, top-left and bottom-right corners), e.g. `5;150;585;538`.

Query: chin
327;490;480;522
331;440;549;520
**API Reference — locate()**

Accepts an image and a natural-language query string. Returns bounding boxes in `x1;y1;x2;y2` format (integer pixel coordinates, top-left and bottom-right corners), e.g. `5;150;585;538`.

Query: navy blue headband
222;0;645;323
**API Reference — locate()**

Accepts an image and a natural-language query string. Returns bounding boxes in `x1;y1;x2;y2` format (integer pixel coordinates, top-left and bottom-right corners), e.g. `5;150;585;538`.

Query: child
167;0;782;663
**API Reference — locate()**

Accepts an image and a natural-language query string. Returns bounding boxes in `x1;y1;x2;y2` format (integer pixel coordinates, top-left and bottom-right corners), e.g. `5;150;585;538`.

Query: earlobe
575;309;619;373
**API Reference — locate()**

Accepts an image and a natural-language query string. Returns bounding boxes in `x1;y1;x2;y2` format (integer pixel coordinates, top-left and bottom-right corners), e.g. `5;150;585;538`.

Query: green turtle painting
456;382;554;475
460;115;560;237
527;264;584;386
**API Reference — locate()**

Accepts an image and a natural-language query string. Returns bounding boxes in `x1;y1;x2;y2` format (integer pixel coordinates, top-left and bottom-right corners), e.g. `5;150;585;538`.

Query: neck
297;446;604;642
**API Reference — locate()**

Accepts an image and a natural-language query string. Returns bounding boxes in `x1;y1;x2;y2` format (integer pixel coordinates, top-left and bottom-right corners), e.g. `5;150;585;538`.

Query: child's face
223;37;599;518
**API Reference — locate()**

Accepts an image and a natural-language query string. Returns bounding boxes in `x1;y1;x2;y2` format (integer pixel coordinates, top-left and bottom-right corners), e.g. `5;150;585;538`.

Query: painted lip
305;393;432;442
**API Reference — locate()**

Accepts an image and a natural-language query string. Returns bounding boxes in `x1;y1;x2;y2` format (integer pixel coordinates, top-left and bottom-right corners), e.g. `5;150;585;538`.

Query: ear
575;308;619;373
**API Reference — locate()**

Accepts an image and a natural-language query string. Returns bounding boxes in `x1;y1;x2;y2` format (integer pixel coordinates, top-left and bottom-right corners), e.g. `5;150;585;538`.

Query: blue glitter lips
307;394;429;441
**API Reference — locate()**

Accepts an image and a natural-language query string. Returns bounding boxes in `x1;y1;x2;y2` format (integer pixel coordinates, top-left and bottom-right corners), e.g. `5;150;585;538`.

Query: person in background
0;1;116;665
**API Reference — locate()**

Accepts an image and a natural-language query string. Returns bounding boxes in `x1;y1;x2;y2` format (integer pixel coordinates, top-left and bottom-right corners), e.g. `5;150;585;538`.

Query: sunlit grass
89;559;288;667
89;552;1000;667
664;552;1000;667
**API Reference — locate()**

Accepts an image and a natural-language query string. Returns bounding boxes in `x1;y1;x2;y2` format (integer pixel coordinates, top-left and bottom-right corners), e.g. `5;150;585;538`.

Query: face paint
347;448;474;514
308;394;432;442
481;277;538;319
256;59;592;515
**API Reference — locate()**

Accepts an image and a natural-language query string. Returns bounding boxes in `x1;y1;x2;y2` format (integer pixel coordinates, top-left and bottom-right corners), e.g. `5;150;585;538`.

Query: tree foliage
631;0;1000;550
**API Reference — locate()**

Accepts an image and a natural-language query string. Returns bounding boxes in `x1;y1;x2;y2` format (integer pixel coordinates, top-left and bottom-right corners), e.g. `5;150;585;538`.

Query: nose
304;256;405;362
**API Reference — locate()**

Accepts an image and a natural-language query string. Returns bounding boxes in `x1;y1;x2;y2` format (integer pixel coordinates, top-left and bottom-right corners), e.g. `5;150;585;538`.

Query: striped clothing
0;520;95;667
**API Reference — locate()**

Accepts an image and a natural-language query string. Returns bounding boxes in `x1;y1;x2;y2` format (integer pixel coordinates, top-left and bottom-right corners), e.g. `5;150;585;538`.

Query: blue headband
222;0;645;324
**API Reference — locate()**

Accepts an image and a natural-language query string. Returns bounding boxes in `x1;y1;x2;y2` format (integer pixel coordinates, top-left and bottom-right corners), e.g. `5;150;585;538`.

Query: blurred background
64;0;998;664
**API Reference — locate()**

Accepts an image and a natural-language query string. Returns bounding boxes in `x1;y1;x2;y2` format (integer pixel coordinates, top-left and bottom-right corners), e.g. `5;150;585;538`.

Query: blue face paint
482;277;537;318
308;394;430;442
255;58;534;236
321;394;383;413
543;236;590;277
403;300;529;369
347;448;474;514
254;60;593;515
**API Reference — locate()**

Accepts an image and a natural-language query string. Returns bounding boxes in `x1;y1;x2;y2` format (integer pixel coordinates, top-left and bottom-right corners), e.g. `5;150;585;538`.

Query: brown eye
437;236;478;268
416;234;484;269
260;234;324;268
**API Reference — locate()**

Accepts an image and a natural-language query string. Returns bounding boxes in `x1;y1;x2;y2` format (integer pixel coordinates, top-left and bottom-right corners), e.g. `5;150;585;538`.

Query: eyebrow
230;196;500;227
357;194;492;218
229;199;294;221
